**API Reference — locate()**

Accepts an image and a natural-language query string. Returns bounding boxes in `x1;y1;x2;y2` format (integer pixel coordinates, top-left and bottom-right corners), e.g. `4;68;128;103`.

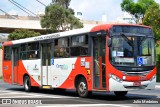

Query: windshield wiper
120;33;134;47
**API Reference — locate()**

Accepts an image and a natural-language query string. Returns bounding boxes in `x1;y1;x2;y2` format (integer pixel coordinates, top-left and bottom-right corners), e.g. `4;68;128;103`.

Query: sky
0;0;160;22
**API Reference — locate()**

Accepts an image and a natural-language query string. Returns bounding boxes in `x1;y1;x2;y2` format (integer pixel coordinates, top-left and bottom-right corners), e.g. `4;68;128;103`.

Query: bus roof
3;24;151;46
3;26;93;46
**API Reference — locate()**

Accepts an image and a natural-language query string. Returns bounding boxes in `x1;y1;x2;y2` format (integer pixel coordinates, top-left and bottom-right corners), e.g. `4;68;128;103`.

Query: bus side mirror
108;38;112;47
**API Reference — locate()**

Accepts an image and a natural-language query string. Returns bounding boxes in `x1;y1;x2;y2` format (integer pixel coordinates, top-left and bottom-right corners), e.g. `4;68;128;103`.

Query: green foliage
142;2;160;82
121;0;156;23
52;0;71;9
142;3;160;82
143;3;160;41
41;1;83;33
8;29;41;40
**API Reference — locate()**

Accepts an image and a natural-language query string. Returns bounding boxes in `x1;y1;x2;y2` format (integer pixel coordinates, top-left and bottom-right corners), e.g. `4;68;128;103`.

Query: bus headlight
150;75;156;81
109;74;122;83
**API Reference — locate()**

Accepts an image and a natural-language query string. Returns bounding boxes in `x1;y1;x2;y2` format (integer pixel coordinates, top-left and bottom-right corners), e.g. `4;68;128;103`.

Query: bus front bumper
109;77;156;91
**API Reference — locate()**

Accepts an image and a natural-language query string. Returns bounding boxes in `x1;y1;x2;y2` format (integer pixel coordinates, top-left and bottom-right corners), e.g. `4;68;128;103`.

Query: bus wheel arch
75;74;91;97
23;74;31;92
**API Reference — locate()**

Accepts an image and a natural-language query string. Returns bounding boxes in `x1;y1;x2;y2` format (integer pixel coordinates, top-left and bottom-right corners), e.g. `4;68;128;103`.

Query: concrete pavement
0;80;160;107
156;82;160;88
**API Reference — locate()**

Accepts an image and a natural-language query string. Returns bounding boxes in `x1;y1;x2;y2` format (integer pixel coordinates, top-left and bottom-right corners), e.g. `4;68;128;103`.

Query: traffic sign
137;57;143;65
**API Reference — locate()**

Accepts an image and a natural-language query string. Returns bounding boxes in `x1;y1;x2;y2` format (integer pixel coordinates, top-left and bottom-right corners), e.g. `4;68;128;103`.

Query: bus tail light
109;74;122;83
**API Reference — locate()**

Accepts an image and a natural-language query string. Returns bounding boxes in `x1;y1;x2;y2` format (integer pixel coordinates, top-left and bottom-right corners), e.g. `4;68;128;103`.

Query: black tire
76;77;91;97
114;91;128;97
24;76;32;92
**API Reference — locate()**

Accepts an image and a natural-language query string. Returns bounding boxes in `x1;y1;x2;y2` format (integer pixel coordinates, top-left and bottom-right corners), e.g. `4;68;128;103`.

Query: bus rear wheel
114;91;128;97
24;76;31;92
76;78;90;97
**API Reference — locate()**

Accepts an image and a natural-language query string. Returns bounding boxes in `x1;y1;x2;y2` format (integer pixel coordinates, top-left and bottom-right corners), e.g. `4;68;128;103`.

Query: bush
156;63;160;82
157;74;160;82
0;76;2;79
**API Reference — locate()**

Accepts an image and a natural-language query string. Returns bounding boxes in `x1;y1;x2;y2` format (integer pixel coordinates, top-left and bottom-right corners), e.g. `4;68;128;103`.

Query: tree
143;3;160;41
8;29;40;40
121;0;156;23
52;0;71;9
41;1;83;32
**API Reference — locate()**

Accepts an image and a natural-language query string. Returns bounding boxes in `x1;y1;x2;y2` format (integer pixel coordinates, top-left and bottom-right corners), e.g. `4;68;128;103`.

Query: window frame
70;34;89;57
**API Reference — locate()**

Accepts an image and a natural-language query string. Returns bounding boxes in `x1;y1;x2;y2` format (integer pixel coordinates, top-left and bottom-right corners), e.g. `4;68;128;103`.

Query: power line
8;0;33;16
36;0;47;7
11;0;37;16
0;8;17;19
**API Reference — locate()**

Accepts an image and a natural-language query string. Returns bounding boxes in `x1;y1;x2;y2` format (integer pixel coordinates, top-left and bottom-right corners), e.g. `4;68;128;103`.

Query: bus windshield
111;27;155;67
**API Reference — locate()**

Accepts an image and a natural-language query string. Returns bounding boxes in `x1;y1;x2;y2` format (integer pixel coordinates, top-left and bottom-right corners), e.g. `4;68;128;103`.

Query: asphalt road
0;79;160;107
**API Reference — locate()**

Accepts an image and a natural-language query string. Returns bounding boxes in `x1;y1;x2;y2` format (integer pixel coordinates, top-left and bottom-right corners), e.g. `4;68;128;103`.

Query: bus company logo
56;64;68;70
2;99;11;104
33;64;39;71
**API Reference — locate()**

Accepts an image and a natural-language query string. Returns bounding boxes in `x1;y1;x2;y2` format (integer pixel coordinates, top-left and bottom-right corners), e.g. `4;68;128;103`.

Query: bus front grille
124;85;147;89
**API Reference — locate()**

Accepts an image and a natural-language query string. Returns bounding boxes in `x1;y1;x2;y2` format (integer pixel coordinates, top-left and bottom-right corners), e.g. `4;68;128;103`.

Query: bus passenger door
92;36;106;89
41;43;52;86
12;47;19;83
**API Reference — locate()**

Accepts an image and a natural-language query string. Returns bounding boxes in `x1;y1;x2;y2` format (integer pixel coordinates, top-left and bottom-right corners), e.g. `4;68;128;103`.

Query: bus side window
4;46;11;60
20;44;27;60
54;38;69;58
70;35;88;57
26;42;40;60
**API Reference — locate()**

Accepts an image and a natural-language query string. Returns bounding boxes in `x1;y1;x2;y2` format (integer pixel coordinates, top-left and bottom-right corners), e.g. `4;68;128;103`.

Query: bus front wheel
76;78;90;97
24;76;31;92
114;91;128;97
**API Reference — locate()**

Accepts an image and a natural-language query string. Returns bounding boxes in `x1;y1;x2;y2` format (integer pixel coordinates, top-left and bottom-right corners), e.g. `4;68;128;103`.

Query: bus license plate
133;82;141;86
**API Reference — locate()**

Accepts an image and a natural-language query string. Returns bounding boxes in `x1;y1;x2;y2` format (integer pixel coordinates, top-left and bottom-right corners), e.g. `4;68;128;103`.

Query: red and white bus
2;24;156;97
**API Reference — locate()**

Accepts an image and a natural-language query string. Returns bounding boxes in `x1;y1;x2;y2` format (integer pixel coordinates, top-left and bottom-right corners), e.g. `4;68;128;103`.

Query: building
0;34;8;46
116;12;136;24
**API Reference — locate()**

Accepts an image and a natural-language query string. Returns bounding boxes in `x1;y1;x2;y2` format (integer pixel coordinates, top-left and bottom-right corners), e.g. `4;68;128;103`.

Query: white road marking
0;92;23;95
0;90;15;93
0;96;37;98
36;104;132;107
0;95;76;98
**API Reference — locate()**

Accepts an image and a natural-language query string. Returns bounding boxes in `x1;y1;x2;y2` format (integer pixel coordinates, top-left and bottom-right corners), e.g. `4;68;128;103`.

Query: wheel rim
79;82;87;94
25;78;29;90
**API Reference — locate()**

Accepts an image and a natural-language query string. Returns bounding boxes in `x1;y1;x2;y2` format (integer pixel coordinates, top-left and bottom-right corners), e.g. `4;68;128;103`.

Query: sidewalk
156;82;160;89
